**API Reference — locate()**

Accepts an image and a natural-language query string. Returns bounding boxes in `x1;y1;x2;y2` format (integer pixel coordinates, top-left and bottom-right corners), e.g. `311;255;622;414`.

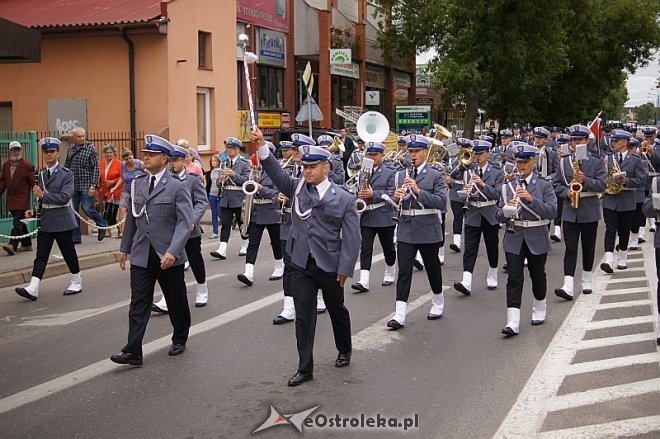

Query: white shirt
46;162;60;176
314;178;331;200
148;167;167;187
413;162;427;176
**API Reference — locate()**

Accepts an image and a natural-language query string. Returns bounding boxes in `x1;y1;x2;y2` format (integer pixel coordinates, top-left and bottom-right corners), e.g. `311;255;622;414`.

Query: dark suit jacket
0;159;35;210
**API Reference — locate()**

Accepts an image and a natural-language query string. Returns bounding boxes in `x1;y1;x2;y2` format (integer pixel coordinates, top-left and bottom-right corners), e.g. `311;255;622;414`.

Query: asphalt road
0;223;650;438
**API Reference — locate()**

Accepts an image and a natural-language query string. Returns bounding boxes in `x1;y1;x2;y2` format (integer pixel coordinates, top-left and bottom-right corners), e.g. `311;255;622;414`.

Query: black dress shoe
168;343;186;356
273;315;293;325
413;260;424;270
638;238;645;243
449;244;461;253
288;371;313;386
2;245;16;256
502;263;507;272
97;228;105;241
550;235;561;242
554;288;573;301
501;327;518;336
110;352;143;366
63;288;82;296
381;280;394;286
531;319;544;326
151;304;168;314
15;287;37;301
453;282;471;296
600;262;613;274
195;302;207;308
616;264;627;270
209;251;226;260
335;352;351;368
386;319;404;330
268;275;283;281
351;282;369;293
317;308;327;314
237;274;253;286
582;289;592;295
427;312;442;320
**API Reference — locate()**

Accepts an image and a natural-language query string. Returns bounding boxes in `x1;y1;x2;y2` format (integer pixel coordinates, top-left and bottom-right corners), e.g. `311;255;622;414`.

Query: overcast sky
416;51;660;108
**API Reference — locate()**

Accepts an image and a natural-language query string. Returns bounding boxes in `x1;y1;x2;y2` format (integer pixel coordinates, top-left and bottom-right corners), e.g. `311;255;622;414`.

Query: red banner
236;0;289;33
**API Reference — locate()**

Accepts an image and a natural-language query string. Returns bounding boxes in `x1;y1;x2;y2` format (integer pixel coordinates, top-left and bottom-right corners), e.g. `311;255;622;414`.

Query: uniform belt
253;199;272;205
468;200;496;208
451;179;464;185
649;172;659;177
621;187;636;191
364;202;386;211
579;191;597;198
41;203;68;209
283;207;291;213
400;208;440;216
513;219;550;228
223;185;242;191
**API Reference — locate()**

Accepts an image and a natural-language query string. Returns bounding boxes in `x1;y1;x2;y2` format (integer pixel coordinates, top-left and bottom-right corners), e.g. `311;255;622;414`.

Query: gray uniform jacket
601;153;647;212
177;171;208;239
37;165;78;233
329;153;345;185
463;164;504;227
553;153;607;223
120;170;193;268
537;147;558;180
642;177;660;248
261;153;361;278
447;157;466;203
251;170;280;225
496;172;557;256
219;156;251;209
360;164;396;228
279;163;295;240
394;164;447;245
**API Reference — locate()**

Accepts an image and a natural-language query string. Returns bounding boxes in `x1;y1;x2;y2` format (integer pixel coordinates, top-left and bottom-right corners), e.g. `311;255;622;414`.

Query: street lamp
648;87;659;127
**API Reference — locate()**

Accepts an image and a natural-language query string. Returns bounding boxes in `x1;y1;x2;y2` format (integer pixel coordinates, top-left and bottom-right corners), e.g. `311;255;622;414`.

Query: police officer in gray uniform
351;141;397;293
152;143;209;313
553;125;607;300
254;128;360;387
210;137;251;260
237;144;284;286
15;138;83;301
600;129;647;273
641;177;660;344
453;139;504;295
627;137;648;250
111;135;193;366
497;144;557;336
387;134;447;329
317;134;346;185
534;127;562;242
447;138;473;253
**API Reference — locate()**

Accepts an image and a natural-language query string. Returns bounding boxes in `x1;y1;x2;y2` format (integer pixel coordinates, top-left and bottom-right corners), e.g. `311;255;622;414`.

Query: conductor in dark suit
111;135;193;366
0;141;35;255
253;128;360;387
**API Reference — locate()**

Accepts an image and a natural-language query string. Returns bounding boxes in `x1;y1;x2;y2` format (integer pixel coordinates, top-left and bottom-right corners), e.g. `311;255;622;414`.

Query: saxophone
603;155;622;196
569;159;583;209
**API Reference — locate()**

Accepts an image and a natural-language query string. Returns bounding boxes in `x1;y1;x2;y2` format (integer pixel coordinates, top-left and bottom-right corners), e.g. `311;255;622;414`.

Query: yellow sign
258;112;282;129
238;110;251;142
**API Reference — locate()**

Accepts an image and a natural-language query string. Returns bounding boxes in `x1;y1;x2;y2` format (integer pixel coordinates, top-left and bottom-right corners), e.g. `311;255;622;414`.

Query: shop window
237;62;244;108
196;88;212;151
0;102;12;131
198;31;212;69
258;66;284;109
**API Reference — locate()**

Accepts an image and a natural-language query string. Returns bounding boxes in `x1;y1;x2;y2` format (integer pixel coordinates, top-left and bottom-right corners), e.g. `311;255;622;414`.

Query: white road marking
546;378;660;412
594;299;653;310
605;276;648;284
535;415;660;439
577;332;657;349
585;315;655;330
565;352;660;375
599;286;651;295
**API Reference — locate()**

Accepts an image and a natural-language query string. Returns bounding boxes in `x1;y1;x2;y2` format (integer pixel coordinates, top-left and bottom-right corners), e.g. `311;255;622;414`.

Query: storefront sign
330;49;352;65
281;112;291;128
416;97;434;106
257;112;282;128
47;98;87;133
393;72;411;88
365;69;386;89
237;0;288;33
365;90;380;106
257;28;286;67
416;75;431;87
395;105;431;133
330;63;359;79
394;89;409;100
416;88;428;95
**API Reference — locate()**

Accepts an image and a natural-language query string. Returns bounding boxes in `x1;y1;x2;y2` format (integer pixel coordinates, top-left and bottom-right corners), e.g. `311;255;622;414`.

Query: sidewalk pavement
0;210;218;288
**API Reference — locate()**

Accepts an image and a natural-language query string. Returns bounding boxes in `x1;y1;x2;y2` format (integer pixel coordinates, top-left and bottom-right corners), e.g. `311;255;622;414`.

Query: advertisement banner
395;105;431;133
238;110;251;142
330;63;359;79
257;28;286;67
257;112;282;128
236;0;288;33
365;69;386;89
330;49;352;65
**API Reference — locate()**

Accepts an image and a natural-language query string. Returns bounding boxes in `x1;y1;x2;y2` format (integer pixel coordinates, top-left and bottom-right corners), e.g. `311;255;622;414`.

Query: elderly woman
117;149;144;237
98;143;124;237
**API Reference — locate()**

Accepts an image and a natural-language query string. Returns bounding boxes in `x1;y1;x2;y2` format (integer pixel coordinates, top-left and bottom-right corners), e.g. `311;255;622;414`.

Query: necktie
618;153;623;163
47;169;51;179
148;176;156;194
413;167;418;179
479;168;483;179
296;166;301;178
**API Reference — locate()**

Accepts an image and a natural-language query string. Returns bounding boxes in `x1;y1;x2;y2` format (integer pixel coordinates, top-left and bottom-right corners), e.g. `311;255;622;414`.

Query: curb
0;252;120;288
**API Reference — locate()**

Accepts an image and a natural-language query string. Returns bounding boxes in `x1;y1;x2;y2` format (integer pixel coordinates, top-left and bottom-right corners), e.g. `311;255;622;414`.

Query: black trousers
32;229;79;279
655;248;660;314
359;225;396;270
103;202;119;227
281;239;292;297
603;208;635;252
9;210;31;248
123;246;191;357
562;221;598;276
450;200;465;235
246;223;282;264
396;241;443;302
220;206;243;242
463;219;499;272
505;241;548;309
554;197;563;227
185;236;206;284
440;212;446;248
289;257;351;374
630;202;645;233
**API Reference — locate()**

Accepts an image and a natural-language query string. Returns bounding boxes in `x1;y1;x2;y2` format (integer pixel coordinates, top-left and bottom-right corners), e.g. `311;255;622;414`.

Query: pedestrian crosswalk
494;243;660;438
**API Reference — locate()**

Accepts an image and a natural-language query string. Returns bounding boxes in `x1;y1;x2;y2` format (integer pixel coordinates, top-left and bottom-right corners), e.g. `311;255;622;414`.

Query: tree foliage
373;0;660;136
634;102;657;124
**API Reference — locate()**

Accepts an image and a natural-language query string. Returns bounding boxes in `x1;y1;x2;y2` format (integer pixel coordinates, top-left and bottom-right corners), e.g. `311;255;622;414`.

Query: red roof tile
0;0;165;29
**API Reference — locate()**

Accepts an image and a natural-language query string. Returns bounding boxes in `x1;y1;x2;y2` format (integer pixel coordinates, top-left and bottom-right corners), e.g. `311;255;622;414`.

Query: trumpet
458;148;474;168
328;135;345;154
